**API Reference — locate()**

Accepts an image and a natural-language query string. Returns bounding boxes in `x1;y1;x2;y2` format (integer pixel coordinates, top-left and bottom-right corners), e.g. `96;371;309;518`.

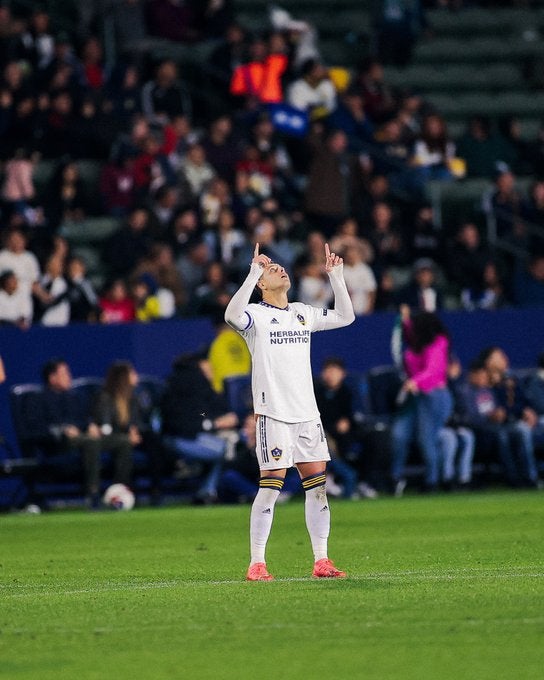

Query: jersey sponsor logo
296;313;306;325
271;446;283;461
269;329;310;345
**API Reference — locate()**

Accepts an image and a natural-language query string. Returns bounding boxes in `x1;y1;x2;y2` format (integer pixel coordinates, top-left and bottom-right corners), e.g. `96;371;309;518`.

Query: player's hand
324;243;342;273
252;243;272;269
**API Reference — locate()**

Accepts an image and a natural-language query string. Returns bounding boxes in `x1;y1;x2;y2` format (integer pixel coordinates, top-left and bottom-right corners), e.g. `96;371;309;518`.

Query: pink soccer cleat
246;562;274;581
312;558;347;579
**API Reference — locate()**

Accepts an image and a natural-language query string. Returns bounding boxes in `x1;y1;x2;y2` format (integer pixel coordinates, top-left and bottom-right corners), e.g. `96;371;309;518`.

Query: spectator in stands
406;204;445;267
482;161;524;245
201;114;242;186
141;59;191;123
352;57;396;125
99;149;138;217
146;0;200;43
179;142;216;199
328;86;374;154
497;116;534;176
0;147;39;223
207;22;248;102
199;177;231;228
341;241;377;315
131;274;162;322
513;254;544;309
305;129;356;237
190;261;236;317
0;228;41;318
296;256;334;308
446;222;494;302
217;412;260;504
40;89;79;159
286;58;337;120
462;260;507;311
132;242;186;313
148;184;179;235
161;352;238;503
390;306;453;495
412;113;457;184
16;7;55;73
203;206;245;269
79;35;107;92
91;361;141;497
374;0;427;67
314;357;378;499
208;314;251;394
367;200;407;272
457;116;509;178
99;278;136;324
168;206;199;256
32;359;131;508
64;255;99;323
397;258;444;312
104;207;154;277
521;179;544;252
229;34;288;108
176;238;210;297
105;63;142;126
0;269;32;328
482;346;541;488
44;159;90;230
34;253;70;326
524;351;544;423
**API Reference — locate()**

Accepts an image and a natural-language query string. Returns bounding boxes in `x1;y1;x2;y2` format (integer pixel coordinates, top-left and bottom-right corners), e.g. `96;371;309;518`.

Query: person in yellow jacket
208;319;251;393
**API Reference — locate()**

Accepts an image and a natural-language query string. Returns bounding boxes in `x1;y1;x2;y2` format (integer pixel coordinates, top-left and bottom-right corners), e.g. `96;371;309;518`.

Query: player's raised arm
320;242;355;329
224;243;271;330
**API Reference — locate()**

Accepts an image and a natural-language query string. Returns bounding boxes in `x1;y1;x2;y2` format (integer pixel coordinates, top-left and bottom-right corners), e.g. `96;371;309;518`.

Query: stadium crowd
1;1;544;328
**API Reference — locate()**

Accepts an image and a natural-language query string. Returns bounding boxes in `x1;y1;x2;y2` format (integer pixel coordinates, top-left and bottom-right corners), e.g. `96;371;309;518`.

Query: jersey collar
259;301;289;311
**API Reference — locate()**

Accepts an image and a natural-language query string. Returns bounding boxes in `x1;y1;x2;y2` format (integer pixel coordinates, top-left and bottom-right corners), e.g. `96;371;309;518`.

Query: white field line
1;566;543;597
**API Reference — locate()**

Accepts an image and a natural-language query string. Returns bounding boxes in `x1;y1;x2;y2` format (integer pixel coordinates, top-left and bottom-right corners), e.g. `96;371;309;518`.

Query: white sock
304;484;330;562
249;487;280;565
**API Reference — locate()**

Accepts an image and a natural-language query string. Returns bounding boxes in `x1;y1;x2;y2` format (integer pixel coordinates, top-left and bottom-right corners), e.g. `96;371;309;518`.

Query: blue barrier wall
1;308;544;453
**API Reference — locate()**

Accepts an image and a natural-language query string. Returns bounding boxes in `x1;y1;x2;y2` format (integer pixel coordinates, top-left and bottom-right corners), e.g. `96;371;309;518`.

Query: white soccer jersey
240;300;329;422
225;262;355;424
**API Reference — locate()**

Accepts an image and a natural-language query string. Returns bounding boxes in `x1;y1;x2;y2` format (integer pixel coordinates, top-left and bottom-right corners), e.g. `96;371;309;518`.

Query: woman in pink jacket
391;305;453;495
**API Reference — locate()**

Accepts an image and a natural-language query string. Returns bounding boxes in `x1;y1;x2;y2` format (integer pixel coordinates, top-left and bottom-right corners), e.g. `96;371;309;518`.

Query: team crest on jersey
270;446;282;461
296;313;306;326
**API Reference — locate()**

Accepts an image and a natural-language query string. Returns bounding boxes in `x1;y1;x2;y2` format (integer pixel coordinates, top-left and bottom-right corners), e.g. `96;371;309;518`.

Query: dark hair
408;312;450;353
0;269;15;288
42;357;67;384
468;357;486;373
103;361;133;400
322;356;346;370
475;346;501;367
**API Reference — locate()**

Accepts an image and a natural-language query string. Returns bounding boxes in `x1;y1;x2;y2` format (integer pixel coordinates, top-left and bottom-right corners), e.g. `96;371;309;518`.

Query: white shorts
255;415;331;471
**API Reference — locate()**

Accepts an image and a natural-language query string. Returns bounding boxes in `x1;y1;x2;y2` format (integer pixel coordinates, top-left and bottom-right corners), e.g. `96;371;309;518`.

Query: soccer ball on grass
102;483;135;511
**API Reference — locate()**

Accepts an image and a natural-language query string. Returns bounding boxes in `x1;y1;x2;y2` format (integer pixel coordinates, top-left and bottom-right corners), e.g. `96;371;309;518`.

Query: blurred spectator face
321;362;346;390
4;61;23;89
1;272;18;294
254;218;276;244
423;115;446;139
458;223;480;249
174;208;198;235
211;115;231;139
131;281;149;303
156;60;178;86
337;218;358;237
32;10;50;34
188;241;210;264
483;262;499;286
48;362;72;391
485;349;509;385
52;91;72;116
132;116;149;141
531;181;544;206
327;130;347;155
268;31;287;54
469;366;489;388
67;257;86;280
381;119;402;141
249;39;267;62
496;171;515;193
217;207;235;231
416;206;434;225
6;230;27;253
235;170;250;193
45;255;64;278
62;162;79;183
82;37;103;63
16;97;34;117
529;256;544;281
172;114;190;137
109;280;129;301
206;261;225;287
226;23;245;45
128;208;149;231
343;244;364;266
187;144;206;165
372;202;393;230
244;207;262;231
415;266;435;288
368;175;389;200
307;231;326;256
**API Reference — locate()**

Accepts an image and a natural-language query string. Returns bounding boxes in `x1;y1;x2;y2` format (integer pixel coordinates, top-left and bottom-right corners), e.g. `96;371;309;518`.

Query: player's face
259;263;290;293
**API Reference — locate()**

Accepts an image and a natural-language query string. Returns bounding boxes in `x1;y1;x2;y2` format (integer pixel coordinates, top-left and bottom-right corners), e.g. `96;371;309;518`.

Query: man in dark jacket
161;352;238;502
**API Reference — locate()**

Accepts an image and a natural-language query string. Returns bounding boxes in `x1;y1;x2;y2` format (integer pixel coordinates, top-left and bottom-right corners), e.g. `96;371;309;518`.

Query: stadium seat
366;365;403;419
59;217;121;245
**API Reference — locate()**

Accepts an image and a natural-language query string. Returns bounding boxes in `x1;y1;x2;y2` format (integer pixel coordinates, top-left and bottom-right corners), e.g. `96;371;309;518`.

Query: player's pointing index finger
254;243;259;258
325;243;331;259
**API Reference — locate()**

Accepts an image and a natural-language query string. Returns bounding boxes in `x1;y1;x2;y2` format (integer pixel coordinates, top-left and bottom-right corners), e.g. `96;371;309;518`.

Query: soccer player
224;242;355;581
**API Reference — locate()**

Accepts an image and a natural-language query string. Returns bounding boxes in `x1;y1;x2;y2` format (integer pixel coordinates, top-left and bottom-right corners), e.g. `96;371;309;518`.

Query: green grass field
2;491;543;680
